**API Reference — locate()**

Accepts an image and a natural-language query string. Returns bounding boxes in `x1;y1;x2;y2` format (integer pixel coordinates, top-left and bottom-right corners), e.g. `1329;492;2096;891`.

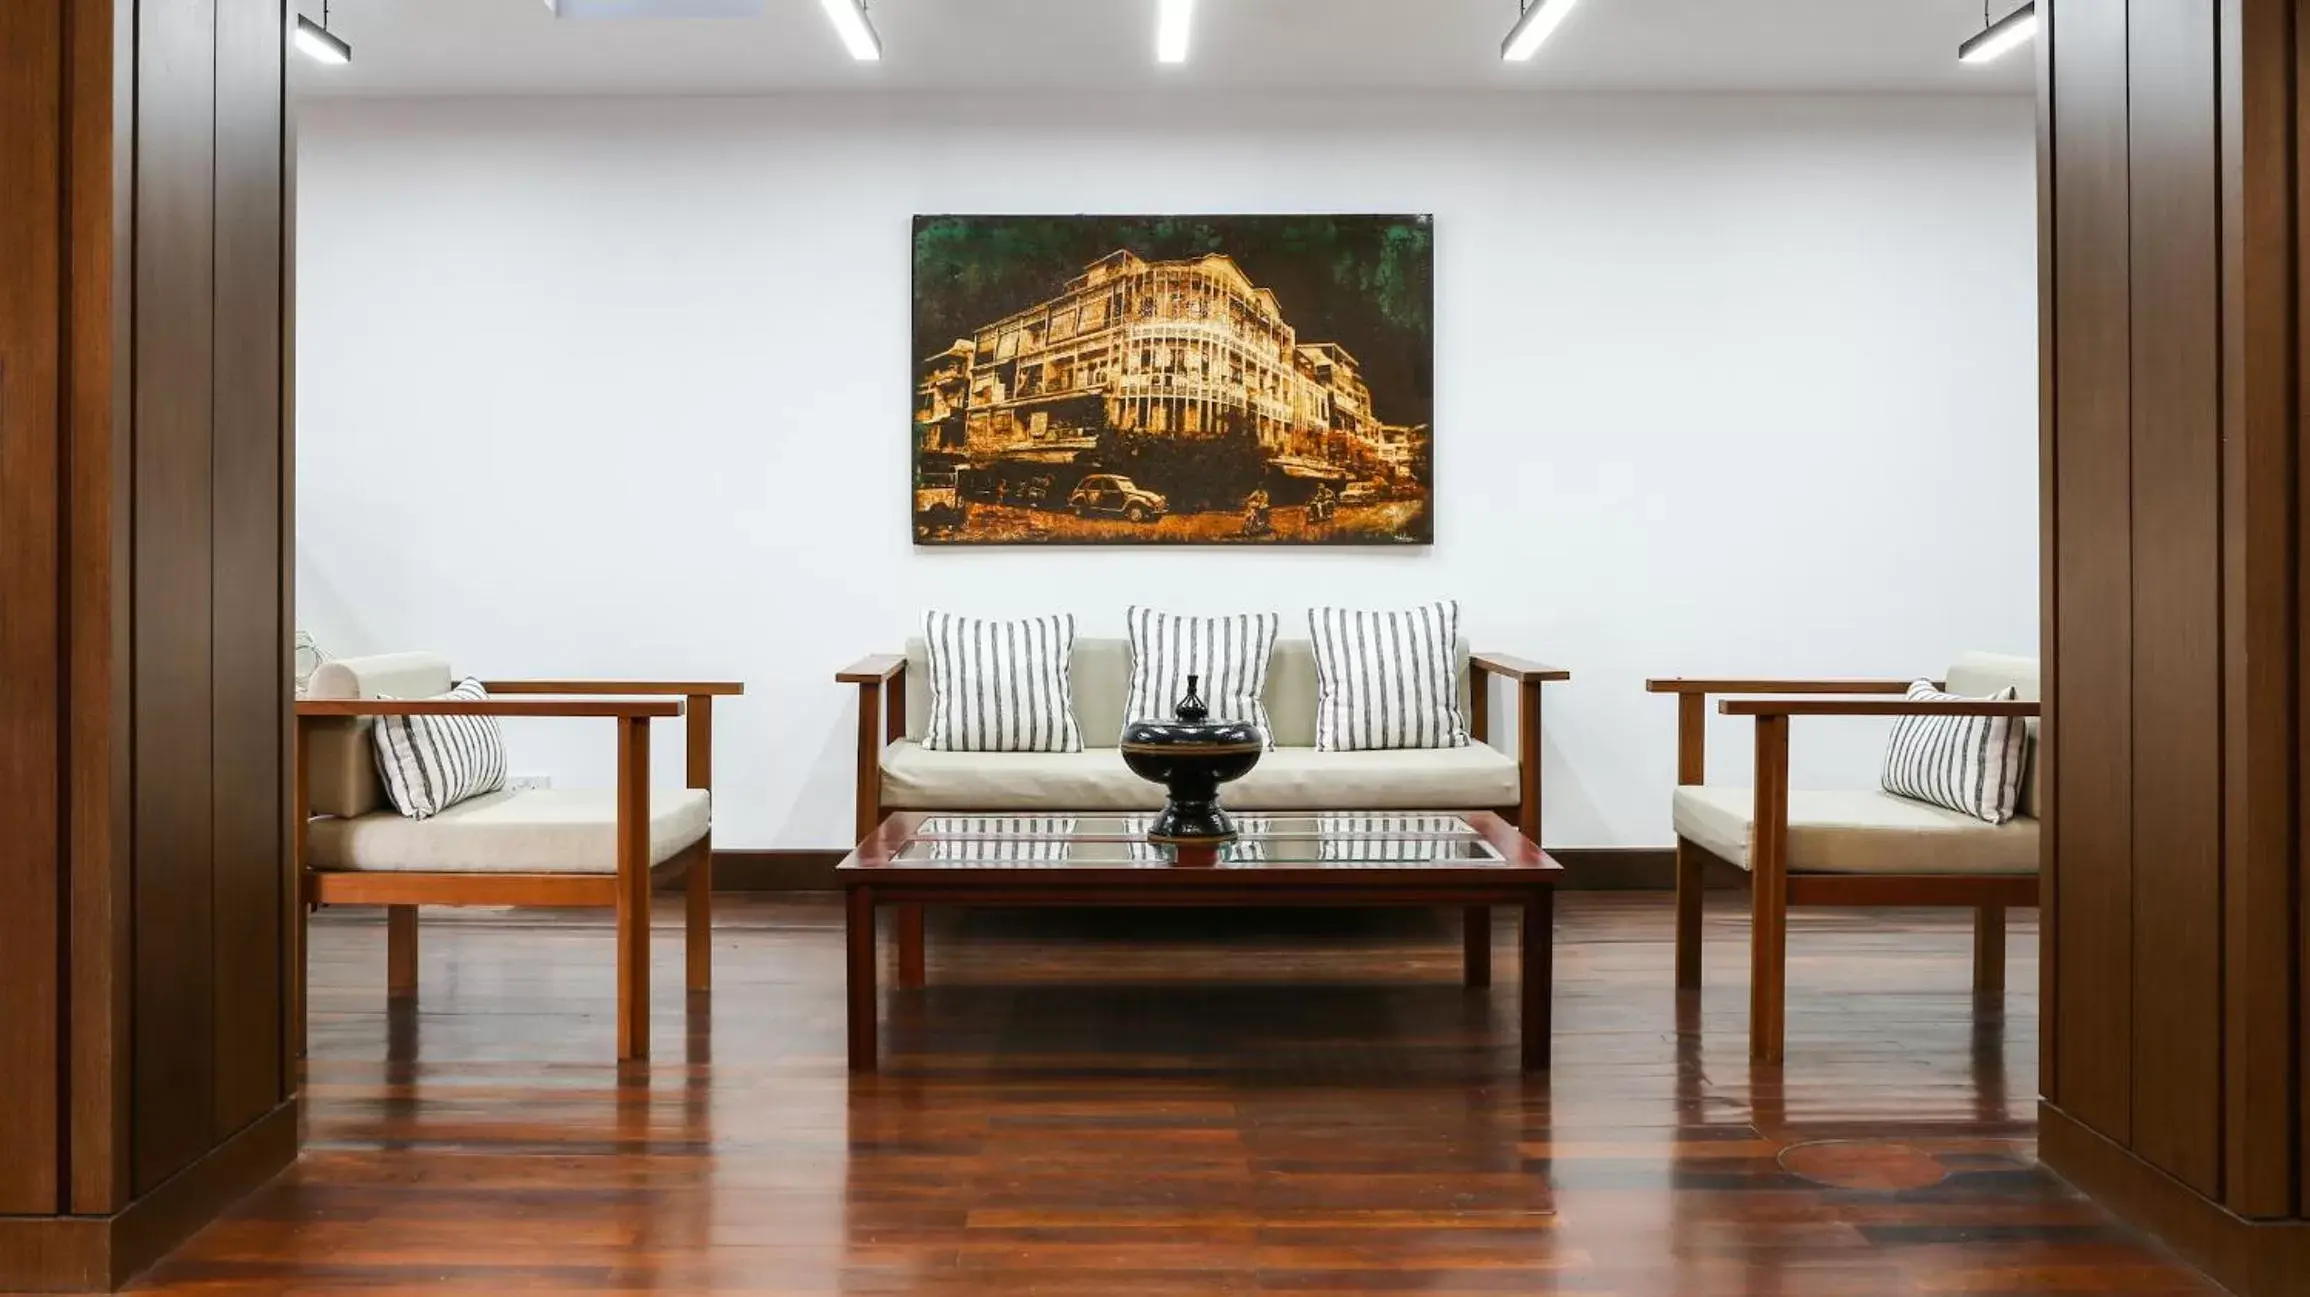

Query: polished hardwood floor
120;894;2219;1296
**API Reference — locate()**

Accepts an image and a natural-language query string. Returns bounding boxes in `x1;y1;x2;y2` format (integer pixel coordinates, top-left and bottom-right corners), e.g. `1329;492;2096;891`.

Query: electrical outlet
507;774;553;792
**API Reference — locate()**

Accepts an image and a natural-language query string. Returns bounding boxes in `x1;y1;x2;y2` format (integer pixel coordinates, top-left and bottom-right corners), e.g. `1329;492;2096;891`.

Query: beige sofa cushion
308;787;710;873
880;740;1520;813
1943;650;2042;817
902;635;1473;749
1673;785;2038;876
303;652;456;818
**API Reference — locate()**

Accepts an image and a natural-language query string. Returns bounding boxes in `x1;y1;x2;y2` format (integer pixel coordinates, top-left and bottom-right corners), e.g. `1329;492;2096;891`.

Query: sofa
840;636;1569;985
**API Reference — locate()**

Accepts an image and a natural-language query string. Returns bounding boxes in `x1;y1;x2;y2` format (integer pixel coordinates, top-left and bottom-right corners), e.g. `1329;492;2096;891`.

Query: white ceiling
295;0;2036;97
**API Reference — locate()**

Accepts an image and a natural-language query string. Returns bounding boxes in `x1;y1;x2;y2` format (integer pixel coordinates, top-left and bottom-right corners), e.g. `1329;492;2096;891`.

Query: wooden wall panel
131;0;222;1197
65;0;133;1219
2048;0;2138;1145
0;0;299;1284
2044;0;2308;1282
209;0;288;1141
2123;0;2225;1197
2219;0;2301;1221
0;0;67;1218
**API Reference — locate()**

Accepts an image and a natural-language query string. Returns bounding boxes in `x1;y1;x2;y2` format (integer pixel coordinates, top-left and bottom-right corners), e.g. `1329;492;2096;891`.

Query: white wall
295;90;2039;850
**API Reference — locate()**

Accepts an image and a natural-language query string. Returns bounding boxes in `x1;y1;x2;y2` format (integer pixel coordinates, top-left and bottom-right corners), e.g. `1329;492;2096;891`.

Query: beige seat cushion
309;788;711;873
880;740;1520;813
1673;785;2038;876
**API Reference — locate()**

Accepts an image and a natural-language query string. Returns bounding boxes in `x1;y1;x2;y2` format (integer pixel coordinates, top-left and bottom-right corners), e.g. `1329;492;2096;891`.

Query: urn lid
1119;675;1262;752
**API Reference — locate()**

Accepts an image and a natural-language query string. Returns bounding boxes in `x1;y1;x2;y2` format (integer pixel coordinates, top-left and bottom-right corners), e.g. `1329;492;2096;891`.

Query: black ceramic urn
1119;675;1264;848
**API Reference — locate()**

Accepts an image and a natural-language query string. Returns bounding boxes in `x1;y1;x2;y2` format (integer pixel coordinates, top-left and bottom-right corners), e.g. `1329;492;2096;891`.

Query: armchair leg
616;715;653;1062
386;905;419;1000
1748;715;1790;1064
686;846;713;994
1972;905;2006;998
1674;839;1703;990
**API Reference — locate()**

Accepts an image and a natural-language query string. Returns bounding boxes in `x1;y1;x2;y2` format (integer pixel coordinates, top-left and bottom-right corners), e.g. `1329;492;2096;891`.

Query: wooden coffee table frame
839;810;1562;1073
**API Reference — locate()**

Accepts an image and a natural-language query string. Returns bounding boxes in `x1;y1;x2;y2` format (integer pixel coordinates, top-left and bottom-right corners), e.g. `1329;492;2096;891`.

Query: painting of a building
912;215;1433;546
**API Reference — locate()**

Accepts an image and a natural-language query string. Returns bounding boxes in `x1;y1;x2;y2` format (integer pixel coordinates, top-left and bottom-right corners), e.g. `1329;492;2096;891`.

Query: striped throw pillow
1880;680;2028;824
370;677;508;821
1308;601;1469;752
1123;608;1280;746
922;611;1083;753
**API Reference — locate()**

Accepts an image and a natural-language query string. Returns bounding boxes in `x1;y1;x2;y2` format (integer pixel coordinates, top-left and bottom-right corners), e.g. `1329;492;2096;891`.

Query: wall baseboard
0;1097;299;1292
704;846;1729;893
2039;1101;2310;1297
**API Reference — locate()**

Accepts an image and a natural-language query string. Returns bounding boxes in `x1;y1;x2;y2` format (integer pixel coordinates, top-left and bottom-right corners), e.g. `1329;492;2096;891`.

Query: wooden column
2038;1;2310;1290
0;0;299;1289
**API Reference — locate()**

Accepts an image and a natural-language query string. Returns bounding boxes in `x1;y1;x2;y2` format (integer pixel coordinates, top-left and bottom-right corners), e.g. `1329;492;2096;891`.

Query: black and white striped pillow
1880;680;2028;824
921;611;1083;753
1308;601;1469;752
371;677;507;821
1123;608;1280;746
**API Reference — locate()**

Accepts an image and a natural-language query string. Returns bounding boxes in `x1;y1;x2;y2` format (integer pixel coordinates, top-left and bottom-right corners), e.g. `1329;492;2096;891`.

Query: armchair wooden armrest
1648;676;1942;787
1465;653;1570;846
477;680;741;796
1720;698;2038;718
482;679;745;696
1645;677;1921;695
295;698;683;718
842;653;910;842
838;655;905;684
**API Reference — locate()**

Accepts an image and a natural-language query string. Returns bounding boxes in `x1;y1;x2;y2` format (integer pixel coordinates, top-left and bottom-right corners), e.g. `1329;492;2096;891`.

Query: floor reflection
133;894;2217;1296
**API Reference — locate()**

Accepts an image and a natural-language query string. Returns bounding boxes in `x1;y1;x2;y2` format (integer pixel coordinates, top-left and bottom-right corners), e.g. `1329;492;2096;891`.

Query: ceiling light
294;6;350;64
819;0;880;61
1959;1;2037;64
1157;0;1193;63
1501;0;1578;62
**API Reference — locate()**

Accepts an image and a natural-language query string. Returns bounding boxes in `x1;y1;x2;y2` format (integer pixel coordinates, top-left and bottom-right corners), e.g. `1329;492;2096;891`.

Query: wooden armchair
294;653;743;1061
1647;653;2041;1063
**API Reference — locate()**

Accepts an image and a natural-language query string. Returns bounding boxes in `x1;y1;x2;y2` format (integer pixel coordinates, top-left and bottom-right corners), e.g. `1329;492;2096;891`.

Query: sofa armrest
1465;654;1567;846
1470;653;1572;684
842;654;908;842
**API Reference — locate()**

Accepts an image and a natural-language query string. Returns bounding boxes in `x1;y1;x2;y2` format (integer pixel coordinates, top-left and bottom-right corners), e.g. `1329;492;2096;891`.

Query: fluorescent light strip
1501;0;1578;62
294;14;351;64
819;0;881;61
1157;0;1193;64
1958;1;2037;64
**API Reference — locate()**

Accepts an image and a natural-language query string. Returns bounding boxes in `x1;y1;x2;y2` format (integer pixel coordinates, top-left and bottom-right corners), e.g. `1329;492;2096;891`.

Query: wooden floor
122;893;2220;1296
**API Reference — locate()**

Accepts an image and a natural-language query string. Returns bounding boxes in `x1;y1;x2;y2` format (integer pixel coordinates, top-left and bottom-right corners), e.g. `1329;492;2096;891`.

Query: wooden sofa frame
293;680;742;1062
1646;678;2042;1063
841;652;1569;988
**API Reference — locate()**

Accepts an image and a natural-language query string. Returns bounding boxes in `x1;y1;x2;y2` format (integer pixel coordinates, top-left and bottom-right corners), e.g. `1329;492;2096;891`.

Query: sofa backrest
304;651;454;818
903;636;1473;749
1944;650;2042;818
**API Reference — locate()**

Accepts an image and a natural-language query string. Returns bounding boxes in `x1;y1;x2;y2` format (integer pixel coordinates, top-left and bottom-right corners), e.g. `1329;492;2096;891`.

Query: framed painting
912;214;1434;546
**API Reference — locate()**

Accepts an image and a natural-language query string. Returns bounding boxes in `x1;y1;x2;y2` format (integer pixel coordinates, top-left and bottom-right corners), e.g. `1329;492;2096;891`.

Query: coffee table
838;810;1562;1072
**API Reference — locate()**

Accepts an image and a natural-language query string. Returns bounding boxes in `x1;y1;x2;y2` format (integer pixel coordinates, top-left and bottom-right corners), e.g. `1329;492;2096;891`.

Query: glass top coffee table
837;810;1562;1073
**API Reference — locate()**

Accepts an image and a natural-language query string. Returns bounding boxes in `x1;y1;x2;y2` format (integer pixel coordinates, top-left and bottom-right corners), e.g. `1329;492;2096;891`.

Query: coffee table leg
1521;890;1553;1072
1463;906;1491;987
847;886;878;1072
895;903;926;988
